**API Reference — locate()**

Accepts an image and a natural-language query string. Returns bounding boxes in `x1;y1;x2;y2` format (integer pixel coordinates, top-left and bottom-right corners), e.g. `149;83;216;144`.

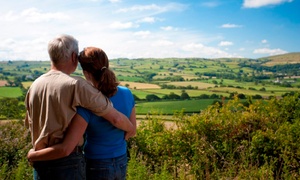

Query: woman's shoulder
117;85;131;91
115;86;133;96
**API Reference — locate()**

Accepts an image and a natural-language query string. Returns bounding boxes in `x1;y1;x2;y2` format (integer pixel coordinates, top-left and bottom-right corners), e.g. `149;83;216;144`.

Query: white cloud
1;0;295;60
137;17;155;23
2;11;19;21
115;3;187;14
0;37;48;60
116;4;160;13
109;21;138;29
243;0;293;8
151;40;174;46
161;26;174;31
220;23;242;28
253;48;288;55
109;0;121;3
218;41;233;46
22;8;69;23
261;39;268;43
1;8;69;23
133;31;151;38
182;43;235;58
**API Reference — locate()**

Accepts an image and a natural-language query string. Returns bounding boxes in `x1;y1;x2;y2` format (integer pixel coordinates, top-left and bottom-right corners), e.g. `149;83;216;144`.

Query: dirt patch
0;80;7;87
136;120;177;130
120;81;160;89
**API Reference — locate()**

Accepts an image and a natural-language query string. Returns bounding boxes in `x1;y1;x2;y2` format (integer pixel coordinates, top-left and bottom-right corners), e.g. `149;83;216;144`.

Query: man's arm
125;107;136;140
102;108;134;133
27;114;87;162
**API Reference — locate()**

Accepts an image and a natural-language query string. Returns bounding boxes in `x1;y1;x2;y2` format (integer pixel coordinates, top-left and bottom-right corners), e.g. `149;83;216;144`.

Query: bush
128;93;300;179
3;93;300;179
0;120;32;179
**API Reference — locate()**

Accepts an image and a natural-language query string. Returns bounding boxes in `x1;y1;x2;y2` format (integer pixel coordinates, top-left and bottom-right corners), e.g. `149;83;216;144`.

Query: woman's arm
27;114;87;162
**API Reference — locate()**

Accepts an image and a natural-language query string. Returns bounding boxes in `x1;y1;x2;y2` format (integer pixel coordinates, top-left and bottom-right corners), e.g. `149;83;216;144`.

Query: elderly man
25;34;134;180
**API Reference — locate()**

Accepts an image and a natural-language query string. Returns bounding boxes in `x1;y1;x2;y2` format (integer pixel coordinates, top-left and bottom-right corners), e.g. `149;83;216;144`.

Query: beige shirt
25;70;112;150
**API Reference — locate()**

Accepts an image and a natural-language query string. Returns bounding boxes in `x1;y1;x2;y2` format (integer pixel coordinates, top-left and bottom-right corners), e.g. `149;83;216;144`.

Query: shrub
0;120;32;179
128;93;300;179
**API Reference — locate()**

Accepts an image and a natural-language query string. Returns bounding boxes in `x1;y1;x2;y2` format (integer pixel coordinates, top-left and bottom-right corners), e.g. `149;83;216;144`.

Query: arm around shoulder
102;107;134;132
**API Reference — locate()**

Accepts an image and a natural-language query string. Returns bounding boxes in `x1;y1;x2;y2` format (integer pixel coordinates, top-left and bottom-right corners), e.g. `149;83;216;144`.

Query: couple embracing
25;34;136;180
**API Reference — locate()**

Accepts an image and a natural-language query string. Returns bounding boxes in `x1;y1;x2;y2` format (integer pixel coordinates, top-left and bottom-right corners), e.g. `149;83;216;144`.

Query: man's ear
72;52;78;63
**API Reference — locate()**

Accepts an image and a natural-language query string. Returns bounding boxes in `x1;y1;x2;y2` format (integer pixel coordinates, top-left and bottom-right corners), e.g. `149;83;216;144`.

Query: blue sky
0;0;299;60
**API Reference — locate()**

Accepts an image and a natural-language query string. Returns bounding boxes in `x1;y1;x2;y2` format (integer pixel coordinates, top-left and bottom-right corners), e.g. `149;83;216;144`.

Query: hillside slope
259;52;300;66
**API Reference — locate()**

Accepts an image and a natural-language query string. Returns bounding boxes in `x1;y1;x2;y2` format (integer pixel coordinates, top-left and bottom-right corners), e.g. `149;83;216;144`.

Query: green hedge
128;94;300;179
0;120;32;180
1;94;300;179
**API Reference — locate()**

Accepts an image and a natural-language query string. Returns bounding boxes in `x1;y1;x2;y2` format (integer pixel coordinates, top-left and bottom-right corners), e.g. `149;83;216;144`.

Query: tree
210;94;219;99
181;92;190;100
199;94;210;99
146;94;160;101
168;92;180;100
132;94;140;101
0;98;25;119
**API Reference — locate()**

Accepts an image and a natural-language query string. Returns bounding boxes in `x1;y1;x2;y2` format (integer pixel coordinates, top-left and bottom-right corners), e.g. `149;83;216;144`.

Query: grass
135;99;217;115
165;81;215;89
119;81;160;89
22;82;32;89
0;87;22;98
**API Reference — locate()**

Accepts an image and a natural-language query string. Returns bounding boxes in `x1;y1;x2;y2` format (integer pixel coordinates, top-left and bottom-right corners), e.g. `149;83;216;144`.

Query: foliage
1;93;300;179
128;93;300;179
146;94;160;101
0;120;32;179
0;98;26;120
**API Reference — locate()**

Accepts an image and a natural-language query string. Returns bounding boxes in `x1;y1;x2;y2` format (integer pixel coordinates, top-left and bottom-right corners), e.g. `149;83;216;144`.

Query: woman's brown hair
78;47;119;97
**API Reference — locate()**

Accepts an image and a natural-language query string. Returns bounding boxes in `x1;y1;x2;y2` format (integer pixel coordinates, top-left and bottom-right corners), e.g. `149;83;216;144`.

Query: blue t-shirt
77;86;135;159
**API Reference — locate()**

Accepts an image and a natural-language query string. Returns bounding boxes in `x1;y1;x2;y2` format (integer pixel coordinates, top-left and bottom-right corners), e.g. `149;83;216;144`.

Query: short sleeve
76;106;92;123
72;77;113;116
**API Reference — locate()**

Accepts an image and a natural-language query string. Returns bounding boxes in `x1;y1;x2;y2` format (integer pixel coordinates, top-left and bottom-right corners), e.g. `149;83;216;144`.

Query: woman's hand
27;148;35;166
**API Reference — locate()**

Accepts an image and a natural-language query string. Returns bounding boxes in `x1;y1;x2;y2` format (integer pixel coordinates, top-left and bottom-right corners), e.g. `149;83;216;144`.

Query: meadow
0;87;22;98
1;53;300;114
1;53;300;179
135;99;214;115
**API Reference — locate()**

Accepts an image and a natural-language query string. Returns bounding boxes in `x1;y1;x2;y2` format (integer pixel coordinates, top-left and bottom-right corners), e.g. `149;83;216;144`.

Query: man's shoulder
72;76;85;81
33;72;86;86
71;76;89;86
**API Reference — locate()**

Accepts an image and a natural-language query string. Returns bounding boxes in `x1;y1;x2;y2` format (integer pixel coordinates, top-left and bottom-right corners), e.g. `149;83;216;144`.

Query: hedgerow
1;93;299;179
128;93;300;179
0;120;32;179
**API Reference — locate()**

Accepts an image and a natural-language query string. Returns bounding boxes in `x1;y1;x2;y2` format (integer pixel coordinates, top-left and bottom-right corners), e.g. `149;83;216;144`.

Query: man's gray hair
48;34;79;65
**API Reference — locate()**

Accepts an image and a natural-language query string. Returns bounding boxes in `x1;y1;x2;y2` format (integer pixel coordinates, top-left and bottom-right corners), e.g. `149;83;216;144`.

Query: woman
28;47;136;180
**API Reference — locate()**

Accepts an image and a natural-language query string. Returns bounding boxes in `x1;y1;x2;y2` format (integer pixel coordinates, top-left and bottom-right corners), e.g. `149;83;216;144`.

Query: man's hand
125;128;136;140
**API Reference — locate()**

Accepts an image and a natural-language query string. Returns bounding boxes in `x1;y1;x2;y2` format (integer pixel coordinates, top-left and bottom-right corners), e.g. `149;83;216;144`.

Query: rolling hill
259;52;300;66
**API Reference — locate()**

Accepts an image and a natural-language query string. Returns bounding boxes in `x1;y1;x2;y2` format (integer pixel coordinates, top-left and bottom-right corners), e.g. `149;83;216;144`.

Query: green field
0;87;22;98
135;99;217;115
1;55;300;115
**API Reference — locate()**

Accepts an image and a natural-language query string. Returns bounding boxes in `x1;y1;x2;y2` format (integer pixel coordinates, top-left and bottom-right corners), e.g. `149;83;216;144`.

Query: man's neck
51;64;71;75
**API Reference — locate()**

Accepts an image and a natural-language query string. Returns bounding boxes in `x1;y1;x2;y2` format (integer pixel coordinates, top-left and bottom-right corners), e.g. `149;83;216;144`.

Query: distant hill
259;52;300;66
